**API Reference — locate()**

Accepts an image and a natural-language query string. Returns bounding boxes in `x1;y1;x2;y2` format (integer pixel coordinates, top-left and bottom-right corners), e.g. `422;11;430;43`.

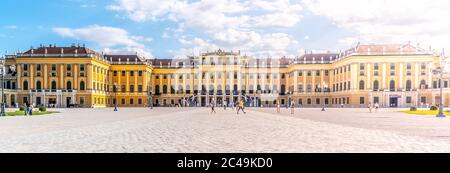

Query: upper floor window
23;64;29;71
138;71;143;76
390;63;396;76
421;63;426;75
359;63;365;76
51;64;56;71
80;64;85;71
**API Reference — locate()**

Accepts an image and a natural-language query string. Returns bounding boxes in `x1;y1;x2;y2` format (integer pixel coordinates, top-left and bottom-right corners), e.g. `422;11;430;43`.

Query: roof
23;46;95;55
297;53;339;62
104;55;144;62
349;43;431;55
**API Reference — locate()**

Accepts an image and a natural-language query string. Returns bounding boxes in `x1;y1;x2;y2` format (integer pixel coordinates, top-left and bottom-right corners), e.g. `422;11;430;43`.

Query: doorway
66;97;72;108
390;97;398;107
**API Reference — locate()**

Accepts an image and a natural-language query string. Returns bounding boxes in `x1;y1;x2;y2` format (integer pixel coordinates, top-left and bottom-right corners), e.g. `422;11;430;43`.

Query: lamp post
321;83;327;111
433;50;448;118
113;84;118;111
0;58;5;116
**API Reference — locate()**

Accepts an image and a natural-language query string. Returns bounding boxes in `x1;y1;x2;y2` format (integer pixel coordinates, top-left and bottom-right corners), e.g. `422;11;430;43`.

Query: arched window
80;81;85;91
201;85;206;92
217;85;222;91
226;85;230;91
162;85;168;94
66;81;72;90
23;81;29;90
185;85;190;91
359;80;365;90
406;80;412;91
373;80;379;90
51;81;57;90
178;85;183;92
209;85;214;92
390;80;396;91
155;85;160;94
281;85;286;94
36;81;42;90
420;80;427;89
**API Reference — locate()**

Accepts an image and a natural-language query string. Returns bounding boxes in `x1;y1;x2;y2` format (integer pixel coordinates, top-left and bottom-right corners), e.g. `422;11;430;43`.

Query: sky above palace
1;0;449;59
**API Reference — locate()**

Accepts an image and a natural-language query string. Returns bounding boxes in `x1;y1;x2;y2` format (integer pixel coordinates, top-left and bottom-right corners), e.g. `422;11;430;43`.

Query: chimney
31;49;34;54
61;48;64;54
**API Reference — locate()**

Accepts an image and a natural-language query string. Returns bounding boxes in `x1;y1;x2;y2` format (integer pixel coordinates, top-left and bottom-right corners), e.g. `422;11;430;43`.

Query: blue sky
1;0;448;58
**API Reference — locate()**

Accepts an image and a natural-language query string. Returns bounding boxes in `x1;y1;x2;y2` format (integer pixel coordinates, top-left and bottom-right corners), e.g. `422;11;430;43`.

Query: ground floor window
171;100;175;105
138;98;142;105
298;99;303;105
406;96;412;104
307;98;312;105
36;97;41;106
107;98;110;105
373;97;379;104
112;98;116;105
281;99;285;105
23;97;28;104
420;97;426;104
130;99;134;105
121;98;125;105
316;98;320;105
80;97;85;105
347;97;350;104
343;98;346;104
360;97;365;104
325;98;329;105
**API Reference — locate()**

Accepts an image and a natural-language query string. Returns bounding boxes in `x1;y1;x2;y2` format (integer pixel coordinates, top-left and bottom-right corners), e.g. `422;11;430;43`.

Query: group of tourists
367;102;380;113
210;100;246;115
276;101;297;115
23;103;34;116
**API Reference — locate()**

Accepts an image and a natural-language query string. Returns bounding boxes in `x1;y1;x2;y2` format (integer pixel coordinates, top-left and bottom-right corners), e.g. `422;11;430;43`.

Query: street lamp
433;50;448;118
0;57;5;116
113;84;118;111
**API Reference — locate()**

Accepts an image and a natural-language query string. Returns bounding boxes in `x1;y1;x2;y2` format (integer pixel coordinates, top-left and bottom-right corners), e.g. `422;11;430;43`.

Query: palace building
1;43;448;108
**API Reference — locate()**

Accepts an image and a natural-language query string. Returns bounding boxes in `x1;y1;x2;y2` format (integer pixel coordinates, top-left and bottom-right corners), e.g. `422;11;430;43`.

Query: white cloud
5;25;17;29
53;25;153;58
304;0;450;50
107;0;305;58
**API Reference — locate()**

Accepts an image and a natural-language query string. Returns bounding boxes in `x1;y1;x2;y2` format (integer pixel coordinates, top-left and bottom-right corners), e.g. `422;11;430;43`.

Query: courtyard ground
1;107;450;153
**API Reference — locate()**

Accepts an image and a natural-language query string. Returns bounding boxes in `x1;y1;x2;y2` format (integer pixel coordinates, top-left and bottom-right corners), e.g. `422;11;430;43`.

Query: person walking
210;102;216;114
290;101;295;115
374;102;379;112
29;104;34;116
237;100;246;114
223;100;227;110
276;102;281;113
368;102;373;113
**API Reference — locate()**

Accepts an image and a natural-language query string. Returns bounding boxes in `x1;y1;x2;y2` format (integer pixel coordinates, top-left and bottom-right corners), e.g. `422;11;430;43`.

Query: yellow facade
2;43;447;108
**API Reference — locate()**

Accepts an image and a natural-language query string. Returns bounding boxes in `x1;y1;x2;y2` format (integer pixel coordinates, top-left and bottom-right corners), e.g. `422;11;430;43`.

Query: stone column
44;64;48;89
382;63;387;90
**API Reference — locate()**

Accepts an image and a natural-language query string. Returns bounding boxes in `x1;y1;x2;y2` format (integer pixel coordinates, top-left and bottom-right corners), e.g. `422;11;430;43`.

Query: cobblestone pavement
1;107;450;153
